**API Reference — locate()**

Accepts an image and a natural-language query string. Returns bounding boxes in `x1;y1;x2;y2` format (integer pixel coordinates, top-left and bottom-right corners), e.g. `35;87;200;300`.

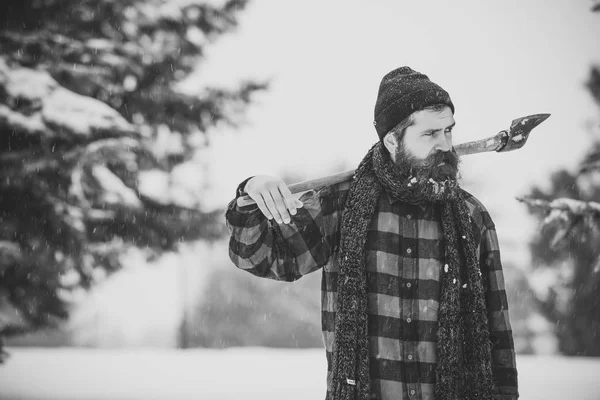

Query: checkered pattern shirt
226;179;518;400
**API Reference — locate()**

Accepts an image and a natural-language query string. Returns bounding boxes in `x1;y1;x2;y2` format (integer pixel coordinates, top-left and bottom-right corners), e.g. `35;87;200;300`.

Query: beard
388;141;462;201
394;141;461;183
371;141;461;203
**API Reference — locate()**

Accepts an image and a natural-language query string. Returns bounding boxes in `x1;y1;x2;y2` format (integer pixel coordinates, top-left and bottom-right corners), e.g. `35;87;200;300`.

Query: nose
435;133;452;152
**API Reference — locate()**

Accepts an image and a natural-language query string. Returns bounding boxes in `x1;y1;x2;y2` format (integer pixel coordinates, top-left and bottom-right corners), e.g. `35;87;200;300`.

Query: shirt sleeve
480;222;519;400
225;181;346;282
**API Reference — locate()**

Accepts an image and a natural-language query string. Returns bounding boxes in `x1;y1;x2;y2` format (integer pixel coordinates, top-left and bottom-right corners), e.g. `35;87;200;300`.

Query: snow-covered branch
580;160;600;173
517;196;600;218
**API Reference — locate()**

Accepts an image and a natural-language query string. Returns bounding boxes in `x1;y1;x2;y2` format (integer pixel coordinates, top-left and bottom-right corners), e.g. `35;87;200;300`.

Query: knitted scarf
330;142;495;400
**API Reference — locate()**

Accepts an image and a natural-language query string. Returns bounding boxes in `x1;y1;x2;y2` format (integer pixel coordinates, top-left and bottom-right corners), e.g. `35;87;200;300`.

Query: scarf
330;142;495;400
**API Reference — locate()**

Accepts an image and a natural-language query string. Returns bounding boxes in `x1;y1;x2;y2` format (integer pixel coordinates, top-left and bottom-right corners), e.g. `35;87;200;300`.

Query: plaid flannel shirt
226;178;518;400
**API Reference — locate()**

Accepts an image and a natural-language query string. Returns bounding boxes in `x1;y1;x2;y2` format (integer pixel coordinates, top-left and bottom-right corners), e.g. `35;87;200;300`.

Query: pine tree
0;0;265;361
518;5;600;356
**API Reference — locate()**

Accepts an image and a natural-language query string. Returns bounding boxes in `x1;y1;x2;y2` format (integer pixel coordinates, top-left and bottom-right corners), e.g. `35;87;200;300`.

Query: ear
382;132;398;154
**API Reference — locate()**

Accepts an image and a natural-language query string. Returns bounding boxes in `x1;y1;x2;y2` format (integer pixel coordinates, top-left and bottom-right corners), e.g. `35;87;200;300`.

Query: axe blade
498;113;550;153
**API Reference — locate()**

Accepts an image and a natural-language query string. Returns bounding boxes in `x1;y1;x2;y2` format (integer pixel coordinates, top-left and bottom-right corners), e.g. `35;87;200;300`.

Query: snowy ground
1;348;599;400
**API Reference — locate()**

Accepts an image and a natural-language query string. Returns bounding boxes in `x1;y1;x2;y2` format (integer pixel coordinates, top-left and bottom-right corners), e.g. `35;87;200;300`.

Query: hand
244;175;303;224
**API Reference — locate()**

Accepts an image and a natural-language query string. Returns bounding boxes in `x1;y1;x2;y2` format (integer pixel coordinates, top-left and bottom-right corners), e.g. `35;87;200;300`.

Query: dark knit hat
373;66;454;140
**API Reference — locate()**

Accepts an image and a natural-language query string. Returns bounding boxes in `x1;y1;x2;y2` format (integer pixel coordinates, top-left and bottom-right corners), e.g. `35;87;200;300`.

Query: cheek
410;141;434;159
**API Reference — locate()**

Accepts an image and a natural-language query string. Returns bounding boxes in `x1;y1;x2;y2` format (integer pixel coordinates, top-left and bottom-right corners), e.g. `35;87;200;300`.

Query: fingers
259;189;299;225
253;194;274;221
278;183;303;216
243;176;304;224
244;177;275;221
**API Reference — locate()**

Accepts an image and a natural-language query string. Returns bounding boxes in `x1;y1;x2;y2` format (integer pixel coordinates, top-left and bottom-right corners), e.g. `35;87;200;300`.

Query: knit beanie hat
373;66;455;140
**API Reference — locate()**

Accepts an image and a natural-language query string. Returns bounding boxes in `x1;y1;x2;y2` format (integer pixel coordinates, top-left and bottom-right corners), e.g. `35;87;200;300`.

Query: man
226;67;518;400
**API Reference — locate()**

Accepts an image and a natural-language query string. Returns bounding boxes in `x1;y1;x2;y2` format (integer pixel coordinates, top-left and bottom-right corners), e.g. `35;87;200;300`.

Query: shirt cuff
228;177;260;218
236;176;255;198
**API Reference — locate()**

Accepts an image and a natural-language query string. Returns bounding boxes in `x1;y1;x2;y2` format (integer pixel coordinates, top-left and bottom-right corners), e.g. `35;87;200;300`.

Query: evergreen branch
580;255;600;297
578;142;600;173
517;196;600;218
587;66;600;107
594;254;600;274
68;137;142;207
122;81;267;133
549;216;581;248
531;287;564;325
0;0;262;355
580;159;600;174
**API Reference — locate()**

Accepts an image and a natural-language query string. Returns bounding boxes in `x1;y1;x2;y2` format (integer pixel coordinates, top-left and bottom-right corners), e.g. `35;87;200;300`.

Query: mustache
420;149;459;169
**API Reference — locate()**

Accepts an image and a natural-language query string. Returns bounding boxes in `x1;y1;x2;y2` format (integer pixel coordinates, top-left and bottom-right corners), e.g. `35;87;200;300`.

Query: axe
237;113;550;207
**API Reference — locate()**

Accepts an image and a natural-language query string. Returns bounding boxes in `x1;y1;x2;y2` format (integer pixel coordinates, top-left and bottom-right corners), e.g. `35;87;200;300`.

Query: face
384;106;460;181
386;106;455;160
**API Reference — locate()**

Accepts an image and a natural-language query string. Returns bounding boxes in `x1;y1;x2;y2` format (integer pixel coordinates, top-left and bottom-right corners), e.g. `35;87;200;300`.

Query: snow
528;268;559;303
43;87;133;138
66;242;221;348
550;197;600;214
92;165;142;208
1;348;599;400
511;134;524;143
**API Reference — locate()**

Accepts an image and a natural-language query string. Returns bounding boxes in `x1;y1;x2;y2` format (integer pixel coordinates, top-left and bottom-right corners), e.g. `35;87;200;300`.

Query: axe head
498;113;550;153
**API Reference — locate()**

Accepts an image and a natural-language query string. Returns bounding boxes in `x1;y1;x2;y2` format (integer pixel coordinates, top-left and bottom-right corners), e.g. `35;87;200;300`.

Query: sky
193;0;600;265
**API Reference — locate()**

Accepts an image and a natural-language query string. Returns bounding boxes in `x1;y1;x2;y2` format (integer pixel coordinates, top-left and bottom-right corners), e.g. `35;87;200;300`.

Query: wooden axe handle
236;131;506;207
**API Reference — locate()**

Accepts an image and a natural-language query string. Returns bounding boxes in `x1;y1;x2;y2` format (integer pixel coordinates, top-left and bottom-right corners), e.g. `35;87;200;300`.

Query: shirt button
406;214;412;220
406;282;412;288
410;389;416;395
407;317;412;323
406;248;412;254
407;354;413;360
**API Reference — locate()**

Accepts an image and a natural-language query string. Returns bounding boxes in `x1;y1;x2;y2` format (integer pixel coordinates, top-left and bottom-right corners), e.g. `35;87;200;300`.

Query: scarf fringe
332;379;355;400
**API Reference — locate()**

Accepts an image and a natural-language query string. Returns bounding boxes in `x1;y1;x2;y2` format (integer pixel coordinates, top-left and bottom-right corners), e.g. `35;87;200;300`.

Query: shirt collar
384;191;431;212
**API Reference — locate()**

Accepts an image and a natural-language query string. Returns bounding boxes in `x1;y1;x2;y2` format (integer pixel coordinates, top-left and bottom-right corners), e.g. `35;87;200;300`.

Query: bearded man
225;67;518;400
